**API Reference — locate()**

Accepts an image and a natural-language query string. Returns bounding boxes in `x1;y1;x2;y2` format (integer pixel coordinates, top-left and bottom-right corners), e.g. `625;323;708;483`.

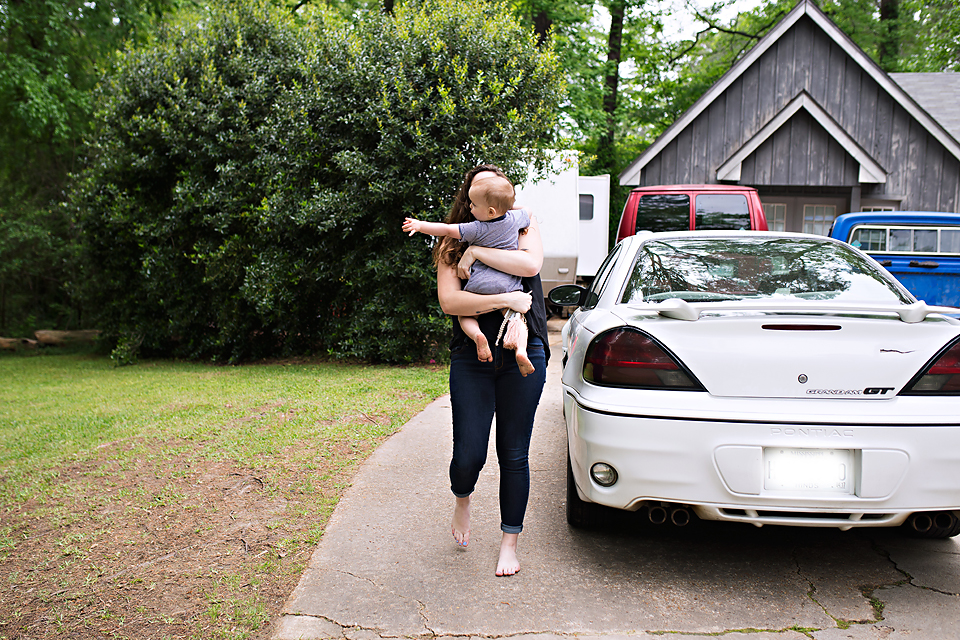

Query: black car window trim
584;243;623;309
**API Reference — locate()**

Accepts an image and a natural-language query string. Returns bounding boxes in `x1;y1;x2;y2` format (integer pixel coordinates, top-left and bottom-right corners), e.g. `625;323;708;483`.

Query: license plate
763;447;855;494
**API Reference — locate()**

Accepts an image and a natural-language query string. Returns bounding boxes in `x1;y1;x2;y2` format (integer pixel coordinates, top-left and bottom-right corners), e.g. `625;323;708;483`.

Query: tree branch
690;7;764;40
668;5;789;65
668;26;714;64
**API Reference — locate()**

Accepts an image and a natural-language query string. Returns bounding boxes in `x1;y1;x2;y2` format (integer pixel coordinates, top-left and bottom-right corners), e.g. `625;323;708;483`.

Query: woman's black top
449;274;551;365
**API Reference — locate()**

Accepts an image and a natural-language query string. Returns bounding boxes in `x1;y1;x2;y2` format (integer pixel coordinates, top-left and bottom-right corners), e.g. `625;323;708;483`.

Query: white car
549;231;960;537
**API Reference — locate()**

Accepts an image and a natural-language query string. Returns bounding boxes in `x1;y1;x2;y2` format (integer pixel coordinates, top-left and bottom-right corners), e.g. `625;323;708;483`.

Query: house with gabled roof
618;0;960;234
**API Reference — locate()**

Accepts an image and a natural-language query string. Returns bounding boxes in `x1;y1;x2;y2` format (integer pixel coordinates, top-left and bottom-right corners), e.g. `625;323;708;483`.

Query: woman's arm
457;215;544;280
437;262;532;317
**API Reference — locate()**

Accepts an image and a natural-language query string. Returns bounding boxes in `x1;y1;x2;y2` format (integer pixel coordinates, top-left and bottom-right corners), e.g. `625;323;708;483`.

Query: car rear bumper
564;391;960;528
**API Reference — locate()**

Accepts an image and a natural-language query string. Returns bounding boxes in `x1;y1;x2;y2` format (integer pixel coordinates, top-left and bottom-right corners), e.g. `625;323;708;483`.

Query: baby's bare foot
452;496;470;547
516;352;535;377
475;333;492;362
496;533;520;576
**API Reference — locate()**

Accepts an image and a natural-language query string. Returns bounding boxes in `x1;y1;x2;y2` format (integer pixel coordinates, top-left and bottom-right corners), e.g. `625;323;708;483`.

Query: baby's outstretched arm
403;217;462;239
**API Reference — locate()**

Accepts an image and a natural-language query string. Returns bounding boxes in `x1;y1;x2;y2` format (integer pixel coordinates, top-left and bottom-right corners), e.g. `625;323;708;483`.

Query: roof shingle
890;72;960;143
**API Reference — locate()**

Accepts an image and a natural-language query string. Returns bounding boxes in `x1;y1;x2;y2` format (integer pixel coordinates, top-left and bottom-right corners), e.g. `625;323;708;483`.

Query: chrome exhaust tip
670;507;691;527
935;512;957;529
909;513;933;533
648;505;667;525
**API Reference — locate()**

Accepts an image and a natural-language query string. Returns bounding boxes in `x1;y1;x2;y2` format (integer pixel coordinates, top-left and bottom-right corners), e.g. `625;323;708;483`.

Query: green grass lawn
0;349;448;639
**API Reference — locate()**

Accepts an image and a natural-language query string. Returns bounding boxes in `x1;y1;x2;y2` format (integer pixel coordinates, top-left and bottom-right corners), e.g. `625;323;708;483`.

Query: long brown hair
433;164;513;267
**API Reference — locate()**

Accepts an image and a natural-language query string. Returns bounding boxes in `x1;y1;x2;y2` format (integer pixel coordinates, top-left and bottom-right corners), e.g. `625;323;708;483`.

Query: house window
802;205;837;236
861;205;895;212
763;203;787;231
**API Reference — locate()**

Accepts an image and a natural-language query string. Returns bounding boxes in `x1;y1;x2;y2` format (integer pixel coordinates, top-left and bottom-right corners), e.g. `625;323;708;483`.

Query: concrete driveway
272;324;960;640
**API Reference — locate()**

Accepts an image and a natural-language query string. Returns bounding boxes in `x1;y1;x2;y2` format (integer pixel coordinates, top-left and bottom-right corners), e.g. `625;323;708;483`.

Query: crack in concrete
273;620;912;640
328;568;434;635
792;548;832;625
867;538;960;596
414;599;435;636
276;612;348;638
870;539;913;585
279;540;957;640
790;546;895;635
337;568;382;589
910;583;960;597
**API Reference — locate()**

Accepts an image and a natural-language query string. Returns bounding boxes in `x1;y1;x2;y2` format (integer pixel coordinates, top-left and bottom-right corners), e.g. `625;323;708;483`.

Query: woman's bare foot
516;352;535;377
474;333;492;363
496;533;520;576
452;496;471;547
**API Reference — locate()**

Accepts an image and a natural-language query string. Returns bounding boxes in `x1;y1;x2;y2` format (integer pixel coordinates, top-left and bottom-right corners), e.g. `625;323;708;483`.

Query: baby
402;175;534;376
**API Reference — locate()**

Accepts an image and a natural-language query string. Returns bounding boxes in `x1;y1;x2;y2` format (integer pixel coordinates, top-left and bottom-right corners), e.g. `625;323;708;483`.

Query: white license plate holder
763;447;855;494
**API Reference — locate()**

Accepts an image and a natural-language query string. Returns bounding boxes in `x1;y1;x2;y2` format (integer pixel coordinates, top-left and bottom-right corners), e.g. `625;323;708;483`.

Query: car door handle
909;260;939;268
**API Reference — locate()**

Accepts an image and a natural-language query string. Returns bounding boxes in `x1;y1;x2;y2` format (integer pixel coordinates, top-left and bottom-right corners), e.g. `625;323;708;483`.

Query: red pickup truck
616;184;768;243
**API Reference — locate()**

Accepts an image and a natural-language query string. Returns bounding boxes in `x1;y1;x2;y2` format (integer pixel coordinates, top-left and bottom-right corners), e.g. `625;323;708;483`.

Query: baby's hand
457;245;478;280
402;217;422;236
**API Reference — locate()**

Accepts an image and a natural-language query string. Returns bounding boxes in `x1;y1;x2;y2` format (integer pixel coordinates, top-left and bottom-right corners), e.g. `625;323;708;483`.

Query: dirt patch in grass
0;436;375;639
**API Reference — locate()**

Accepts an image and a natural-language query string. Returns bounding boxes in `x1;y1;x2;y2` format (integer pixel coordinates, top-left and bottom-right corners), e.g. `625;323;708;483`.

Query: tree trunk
878;0;901;71
596;0;626;172
533;10;552;47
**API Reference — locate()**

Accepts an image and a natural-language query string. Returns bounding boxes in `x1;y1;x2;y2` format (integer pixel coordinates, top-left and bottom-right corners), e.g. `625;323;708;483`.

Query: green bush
77;0;563;363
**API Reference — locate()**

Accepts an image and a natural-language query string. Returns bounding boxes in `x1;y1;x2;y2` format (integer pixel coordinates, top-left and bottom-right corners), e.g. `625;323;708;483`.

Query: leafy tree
509;0;590;46
76;0;322;361
270;0;564;362
896;0;959;70
77;0;563;363
547;0;658;176
538;0;676;240
0;0;177;335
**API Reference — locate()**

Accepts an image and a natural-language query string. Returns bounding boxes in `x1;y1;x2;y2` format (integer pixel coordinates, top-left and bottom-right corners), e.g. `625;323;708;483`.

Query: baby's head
468;175;515;222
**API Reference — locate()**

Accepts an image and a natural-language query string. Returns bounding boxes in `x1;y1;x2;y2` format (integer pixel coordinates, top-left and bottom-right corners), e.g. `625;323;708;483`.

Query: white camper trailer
513;154;579;295
576;174;610;281
513;156;609;295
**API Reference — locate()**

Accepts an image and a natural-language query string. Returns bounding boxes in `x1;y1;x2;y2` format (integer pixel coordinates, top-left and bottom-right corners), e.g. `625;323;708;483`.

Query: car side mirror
549;284;588;307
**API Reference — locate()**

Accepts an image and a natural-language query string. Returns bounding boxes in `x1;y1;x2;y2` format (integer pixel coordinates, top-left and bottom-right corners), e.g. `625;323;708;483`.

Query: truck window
850;227;886;251
944;230;960;253
637;194;689;232
695;194;750;230
850;225;960;255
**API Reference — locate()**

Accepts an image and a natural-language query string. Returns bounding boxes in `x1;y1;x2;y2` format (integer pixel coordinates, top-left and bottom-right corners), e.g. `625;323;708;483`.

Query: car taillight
583;328;704;389
902;338;960;394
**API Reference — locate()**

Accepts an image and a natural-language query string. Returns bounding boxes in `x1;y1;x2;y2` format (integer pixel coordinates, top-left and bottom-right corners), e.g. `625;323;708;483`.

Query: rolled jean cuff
501;523;523;534
452;489;472;499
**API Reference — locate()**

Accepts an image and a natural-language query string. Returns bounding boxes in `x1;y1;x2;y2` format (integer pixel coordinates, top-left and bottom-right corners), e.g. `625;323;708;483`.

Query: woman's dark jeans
449;337;547;534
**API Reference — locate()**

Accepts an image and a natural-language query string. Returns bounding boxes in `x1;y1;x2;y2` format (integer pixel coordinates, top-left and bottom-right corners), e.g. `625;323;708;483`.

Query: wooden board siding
740;110;858;185
637;14;960;213
942;155;960;212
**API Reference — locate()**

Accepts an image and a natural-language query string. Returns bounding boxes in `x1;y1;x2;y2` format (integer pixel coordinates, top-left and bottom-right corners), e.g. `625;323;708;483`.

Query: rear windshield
637;194;690;232
695;194;750;230
621;237;912;305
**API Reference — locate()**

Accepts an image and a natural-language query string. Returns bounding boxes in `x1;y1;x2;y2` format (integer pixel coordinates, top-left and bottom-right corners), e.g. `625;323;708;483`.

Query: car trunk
632;313;956;399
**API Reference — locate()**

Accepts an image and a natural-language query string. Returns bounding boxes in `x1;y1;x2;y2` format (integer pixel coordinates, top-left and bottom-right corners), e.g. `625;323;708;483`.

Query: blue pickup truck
830;211;960;308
